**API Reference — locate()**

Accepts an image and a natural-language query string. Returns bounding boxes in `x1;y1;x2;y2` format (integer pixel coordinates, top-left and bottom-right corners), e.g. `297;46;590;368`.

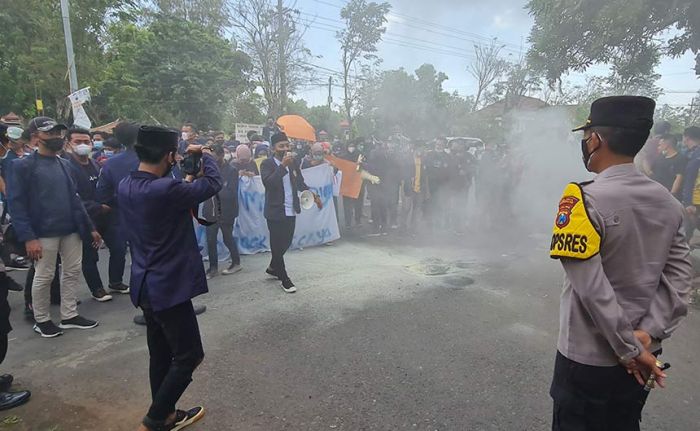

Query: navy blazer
260;157;309;221
118;154;222;311
7;152;94;243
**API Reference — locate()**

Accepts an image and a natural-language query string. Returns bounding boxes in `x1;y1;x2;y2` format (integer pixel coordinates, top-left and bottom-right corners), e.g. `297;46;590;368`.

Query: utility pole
277;0;287;116
60;0;79;93
327;76;333;109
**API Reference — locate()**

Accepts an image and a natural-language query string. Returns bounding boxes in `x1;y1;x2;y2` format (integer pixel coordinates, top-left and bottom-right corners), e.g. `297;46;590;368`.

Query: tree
526;0;700;86
98;14;253;129
336;0;391;130
228;0;311;117
154;0;230;29
488;59;542;106
467;40;507;111
0;0;135;121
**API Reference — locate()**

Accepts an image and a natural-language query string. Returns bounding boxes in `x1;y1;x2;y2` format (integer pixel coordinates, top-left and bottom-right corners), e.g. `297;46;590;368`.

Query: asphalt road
1;230;698;431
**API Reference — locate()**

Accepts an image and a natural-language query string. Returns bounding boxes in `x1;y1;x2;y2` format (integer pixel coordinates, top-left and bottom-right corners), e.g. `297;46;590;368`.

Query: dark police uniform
118;126;222;428
549;97;692;431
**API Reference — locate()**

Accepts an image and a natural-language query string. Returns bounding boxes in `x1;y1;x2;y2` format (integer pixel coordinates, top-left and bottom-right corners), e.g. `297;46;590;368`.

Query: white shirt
274;157;295;216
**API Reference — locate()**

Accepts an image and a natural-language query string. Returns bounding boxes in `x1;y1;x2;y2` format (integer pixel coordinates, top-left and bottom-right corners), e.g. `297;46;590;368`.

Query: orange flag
325;155;363;199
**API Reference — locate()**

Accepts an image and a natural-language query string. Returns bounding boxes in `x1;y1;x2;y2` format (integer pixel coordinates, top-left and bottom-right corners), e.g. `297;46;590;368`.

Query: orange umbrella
277;115;316;142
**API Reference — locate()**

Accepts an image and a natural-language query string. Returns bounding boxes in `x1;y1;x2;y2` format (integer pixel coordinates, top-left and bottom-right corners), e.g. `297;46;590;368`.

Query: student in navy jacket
96;121;140;295
118;126;221;431
260;132;322;293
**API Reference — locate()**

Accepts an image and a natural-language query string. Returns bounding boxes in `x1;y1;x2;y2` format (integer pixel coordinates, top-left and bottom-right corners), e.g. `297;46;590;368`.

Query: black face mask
43;138;65;152
581;135;600;172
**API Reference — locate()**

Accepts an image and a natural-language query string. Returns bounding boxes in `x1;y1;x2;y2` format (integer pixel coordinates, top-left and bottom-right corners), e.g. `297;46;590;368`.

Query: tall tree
467;40;507;112
526;0;700;86
228;0;311;117
155;0;230;29
336;0;391;130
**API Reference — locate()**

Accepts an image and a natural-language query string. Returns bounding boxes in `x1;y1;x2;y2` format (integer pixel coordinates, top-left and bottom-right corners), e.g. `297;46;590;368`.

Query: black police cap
136;125;179;150
572;96;655;132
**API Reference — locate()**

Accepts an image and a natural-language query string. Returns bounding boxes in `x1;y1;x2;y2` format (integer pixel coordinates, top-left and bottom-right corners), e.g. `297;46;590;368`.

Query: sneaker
33;321;63;338
5;256;29;271
221;264;242;275
108;282;130;294
59;316;99;330
206;269;218;280
133;314;146;326
167;406;206;431
91;288;113;302
281;278;297;294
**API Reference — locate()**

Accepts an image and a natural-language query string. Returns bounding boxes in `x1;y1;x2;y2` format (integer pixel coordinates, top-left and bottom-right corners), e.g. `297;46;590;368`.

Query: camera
181;144;212;176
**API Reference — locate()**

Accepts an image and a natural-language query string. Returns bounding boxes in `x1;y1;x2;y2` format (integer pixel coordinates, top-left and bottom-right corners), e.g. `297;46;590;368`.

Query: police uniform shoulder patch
550;182;601;260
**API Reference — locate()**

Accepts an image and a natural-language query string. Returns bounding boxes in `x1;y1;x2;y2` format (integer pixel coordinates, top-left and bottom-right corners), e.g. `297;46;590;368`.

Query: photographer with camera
118;126;222;431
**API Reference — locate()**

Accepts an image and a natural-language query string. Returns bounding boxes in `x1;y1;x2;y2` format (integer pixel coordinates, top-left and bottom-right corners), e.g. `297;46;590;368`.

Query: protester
0;126;27;227
7;117;101;337
339;140;365;229
448;140;477;233
203;144;242;279
96;122;139;295
119;126;221;431
300;143;327;169
400;141;428;234
638;120;672;175
423;137;451;230
234;144;259;176
178;123;197;155
364;143;392;236
261;132;321;293
0;264;30;409
65;127;112;302
262;117;277;141
650;134;686;198
91;131;107;160
680;126;700;240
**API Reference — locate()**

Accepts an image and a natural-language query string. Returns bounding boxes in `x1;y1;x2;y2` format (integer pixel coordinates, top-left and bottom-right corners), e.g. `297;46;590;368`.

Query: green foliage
526;0;699;87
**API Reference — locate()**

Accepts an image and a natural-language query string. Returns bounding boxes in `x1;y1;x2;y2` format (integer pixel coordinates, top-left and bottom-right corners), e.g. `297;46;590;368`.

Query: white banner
234;122;263;143
68;87;91;129
196;164;341;258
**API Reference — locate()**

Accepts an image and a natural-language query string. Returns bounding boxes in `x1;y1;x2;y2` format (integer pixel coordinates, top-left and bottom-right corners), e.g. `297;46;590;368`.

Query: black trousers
342;184;365;227
267;217;295;281
82;240;104;294
143;300;204;423
102;222;127;285
550;351;649;431
205;222;240;270
0;273;11;364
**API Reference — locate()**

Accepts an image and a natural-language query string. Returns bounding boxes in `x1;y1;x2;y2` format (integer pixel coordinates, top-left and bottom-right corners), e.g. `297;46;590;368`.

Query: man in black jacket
65;127;112;302
202;144;241;279
260;133;321;293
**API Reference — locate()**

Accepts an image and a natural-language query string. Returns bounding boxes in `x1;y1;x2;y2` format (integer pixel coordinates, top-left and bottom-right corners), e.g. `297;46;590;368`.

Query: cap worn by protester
236;144;252;160
137;125;179;150
270;132;289;146
26;116;67;134
572;96;655;132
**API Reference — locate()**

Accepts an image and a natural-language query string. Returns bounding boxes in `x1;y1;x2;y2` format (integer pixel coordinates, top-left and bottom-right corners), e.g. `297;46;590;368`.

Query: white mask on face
75;144;91;156
181;132;189;141
224;153;232;162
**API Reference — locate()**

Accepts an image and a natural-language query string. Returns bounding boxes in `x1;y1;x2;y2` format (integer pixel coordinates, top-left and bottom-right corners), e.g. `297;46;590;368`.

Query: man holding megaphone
261;132;322;294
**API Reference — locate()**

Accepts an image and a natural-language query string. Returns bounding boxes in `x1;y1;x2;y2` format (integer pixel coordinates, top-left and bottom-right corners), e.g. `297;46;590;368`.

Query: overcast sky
291;0;698;108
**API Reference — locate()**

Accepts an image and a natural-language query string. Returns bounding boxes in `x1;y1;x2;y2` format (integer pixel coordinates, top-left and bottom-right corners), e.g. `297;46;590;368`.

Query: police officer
119;126;222;431
549;96;692;431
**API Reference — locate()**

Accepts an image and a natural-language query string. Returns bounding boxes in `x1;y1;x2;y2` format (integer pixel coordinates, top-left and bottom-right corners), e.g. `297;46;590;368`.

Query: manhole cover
443;275;475;287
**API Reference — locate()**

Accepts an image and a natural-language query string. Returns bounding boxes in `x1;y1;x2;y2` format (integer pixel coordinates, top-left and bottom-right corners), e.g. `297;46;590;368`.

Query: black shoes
91;288;113;302
0;390;31;411
58;316;99;330
33;321;63;338
281;278;297;294
108;282;130;294
144;406;205;431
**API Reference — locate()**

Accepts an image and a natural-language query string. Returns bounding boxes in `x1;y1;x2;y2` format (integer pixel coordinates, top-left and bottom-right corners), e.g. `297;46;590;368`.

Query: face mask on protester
104;150;114;158
181;132;189;141
444;148;451;154
43;138;65;152
348;146;356;153
313;153;324;161
74;144;91;156
93;140;104;150
224;153;232;162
